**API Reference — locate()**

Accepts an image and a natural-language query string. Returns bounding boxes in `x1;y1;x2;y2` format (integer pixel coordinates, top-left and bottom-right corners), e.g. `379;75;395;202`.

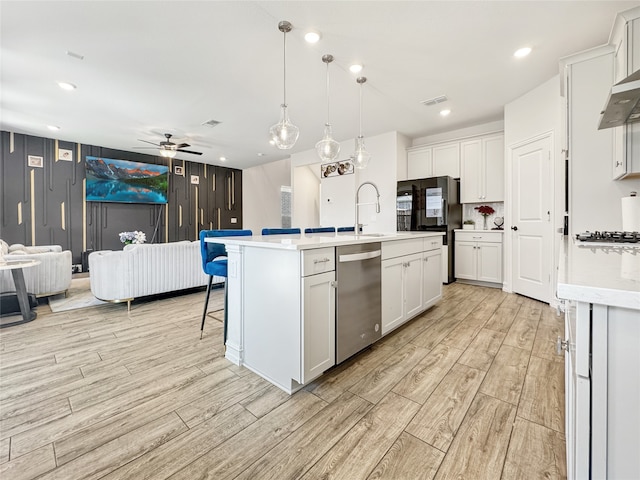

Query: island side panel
242;246;302;393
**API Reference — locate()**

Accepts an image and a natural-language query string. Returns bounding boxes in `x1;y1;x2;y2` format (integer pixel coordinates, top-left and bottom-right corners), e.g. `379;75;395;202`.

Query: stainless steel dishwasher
336;242;382;363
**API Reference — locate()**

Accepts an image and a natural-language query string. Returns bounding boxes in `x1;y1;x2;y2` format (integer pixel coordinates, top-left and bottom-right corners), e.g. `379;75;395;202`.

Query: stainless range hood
598;69;640;129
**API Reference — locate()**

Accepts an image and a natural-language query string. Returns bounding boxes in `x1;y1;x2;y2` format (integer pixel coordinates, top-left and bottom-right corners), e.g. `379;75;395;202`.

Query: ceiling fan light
270;104;299;149
160;148;177;158
353;136;371;169
316;124;340;162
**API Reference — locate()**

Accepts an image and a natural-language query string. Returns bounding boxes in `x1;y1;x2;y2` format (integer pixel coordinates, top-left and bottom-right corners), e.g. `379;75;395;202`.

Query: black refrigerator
397;176;462;283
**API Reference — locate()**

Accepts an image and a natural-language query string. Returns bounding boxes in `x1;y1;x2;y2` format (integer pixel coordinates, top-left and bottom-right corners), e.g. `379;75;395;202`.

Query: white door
477;242;502;283
511;135;552;303
404;253;424;319
422;249;442;308
302;271;335;383
381;258;405;334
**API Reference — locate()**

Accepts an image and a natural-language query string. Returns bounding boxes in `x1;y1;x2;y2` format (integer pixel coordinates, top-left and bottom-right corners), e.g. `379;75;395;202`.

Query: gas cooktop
575;231;640;244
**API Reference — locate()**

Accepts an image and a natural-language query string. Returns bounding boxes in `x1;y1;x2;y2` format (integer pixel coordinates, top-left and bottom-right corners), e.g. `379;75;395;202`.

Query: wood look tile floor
0;283;567;480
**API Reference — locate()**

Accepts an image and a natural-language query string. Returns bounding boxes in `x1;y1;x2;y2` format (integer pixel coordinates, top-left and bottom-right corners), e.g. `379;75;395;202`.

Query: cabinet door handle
313;258;331;264
330;280;338;288
615;161;622;167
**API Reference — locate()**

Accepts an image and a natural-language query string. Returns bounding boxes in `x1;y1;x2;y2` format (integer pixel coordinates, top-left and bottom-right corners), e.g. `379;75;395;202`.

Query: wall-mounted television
85;156;169;204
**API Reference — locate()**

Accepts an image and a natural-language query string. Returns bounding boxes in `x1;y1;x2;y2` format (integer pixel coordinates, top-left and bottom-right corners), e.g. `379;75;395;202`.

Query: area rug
48;277;108;312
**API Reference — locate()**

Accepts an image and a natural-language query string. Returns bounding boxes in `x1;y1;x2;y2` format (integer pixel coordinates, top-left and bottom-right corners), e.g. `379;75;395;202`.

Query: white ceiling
1;1;636;169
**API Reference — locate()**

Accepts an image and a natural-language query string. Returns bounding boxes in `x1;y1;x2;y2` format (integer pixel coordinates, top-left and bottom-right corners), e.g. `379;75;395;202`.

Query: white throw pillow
0;239;8;255
8;243;25;253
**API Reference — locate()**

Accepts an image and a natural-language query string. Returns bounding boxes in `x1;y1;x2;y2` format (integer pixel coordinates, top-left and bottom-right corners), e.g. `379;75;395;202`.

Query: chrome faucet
355;181;381;233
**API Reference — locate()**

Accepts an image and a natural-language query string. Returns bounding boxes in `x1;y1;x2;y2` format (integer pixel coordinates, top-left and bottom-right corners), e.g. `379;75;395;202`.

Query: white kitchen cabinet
460;133;504;203
422;248;442;309
407;147;432;179
562;300;640;479
432;142;460;178
407;142;459;180
381;236;443;335
302;270;335;383
381;252;422;334
610;8;640;179
454;230;503;286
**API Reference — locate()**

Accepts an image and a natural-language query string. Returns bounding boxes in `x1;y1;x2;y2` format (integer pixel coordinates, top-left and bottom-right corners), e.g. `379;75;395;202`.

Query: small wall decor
58;148;73;161
27;155;43;168
190;175;199;185
174;165;184;176
321;159;354;178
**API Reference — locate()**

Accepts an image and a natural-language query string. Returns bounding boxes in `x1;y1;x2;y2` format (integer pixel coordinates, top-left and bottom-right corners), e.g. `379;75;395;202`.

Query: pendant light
269;21;299;150
353;76;371;169
315;54;340;162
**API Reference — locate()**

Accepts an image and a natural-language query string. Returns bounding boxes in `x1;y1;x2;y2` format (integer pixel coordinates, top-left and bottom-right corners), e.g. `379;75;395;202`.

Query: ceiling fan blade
176;143;190;148
138;139;160;146
177;149;203;155
132;146;160;150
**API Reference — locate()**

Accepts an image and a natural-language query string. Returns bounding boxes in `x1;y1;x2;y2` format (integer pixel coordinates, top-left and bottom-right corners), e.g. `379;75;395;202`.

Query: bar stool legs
200;275;214;340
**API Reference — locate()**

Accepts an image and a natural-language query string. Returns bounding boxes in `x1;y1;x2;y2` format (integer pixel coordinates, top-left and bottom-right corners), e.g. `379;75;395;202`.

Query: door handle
511;226;518;231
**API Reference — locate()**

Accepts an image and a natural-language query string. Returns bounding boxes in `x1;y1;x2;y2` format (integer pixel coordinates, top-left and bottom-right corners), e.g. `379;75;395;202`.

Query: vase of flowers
119;231;146;245
474;205;495;230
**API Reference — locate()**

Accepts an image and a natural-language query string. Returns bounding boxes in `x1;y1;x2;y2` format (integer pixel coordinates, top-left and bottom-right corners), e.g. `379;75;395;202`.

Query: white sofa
89;240;221;308
0;241;72;297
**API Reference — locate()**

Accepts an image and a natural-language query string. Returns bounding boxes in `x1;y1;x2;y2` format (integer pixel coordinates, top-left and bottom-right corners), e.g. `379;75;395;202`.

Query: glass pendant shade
316;54;340;162
316;123;340;161
353;136;371;169
353;76;371;169
270;104;299;149
270;21;299;150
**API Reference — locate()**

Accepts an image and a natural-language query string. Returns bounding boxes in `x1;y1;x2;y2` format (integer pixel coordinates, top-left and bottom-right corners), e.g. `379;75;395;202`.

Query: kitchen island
207;231;445;393
557;237;639;480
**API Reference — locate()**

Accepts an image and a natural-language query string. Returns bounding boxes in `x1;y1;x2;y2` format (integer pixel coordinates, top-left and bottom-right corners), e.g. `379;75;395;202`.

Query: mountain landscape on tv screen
85;156;168;204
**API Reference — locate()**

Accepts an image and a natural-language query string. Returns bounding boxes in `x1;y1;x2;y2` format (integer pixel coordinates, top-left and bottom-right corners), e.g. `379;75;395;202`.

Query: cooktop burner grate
576;231;640;243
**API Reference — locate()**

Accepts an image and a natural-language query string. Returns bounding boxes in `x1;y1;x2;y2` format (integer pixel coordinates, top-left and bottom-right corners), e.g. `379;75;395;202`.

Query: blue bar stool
199;229;252;341
304;227;336;233
337;226;363;232
261;228;301;235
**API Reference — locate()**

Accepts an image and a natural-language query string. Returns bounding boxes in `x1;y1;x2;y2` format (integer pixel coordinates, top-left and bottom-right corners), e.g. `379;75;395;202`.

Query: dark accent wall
0;131;242;266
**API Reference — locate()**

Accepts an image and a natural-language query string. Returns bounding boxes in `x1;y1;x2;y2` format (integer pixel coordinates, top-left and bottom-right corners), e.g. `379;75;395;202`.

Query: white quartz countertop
205;231;445;251
453;229;505;233
557;237;640;310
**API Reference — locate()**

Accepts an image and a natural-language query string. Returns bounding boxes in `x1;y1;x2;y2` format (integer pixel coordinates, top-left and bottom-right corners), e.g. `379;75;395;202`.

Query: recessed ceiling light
219;156;226;162
304;30;321;43
57;82;77;91
47;125;60;131
350;64;363;74
257;152;266;157
440;109;451;117
514;47;532;58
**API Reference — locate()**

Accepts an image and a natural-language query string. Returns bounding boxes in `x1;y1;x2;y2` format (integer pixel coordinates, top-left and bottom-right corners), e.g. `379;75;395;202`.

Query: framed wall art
27;155;44;168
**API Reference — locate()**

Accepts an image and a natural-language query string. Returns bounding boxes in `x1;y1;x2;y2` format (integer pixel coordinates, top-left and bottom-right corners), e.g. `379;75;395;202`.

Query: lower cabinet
422;248;442;308
454;231;503;286
381;237;443;335
301;270;336;383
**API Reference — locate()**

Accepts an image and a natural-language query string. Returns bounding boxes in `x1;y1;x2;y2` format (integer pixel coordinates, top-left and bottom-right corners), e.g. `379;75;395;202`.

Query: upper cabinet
407;141;459;179
460;133;504;203
610;8;640;179
407;148;433;179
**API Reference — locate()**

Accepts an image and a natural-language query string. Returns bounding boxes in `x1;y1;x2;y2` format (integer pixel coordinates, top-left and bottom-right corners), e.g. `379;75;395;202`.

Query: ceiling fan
136;133;203;158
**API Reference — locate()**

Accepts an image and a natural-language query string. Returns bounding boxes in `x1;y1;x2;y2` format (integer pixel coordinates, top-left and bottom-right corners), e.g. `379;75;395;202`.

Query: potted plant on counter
463;219;475;230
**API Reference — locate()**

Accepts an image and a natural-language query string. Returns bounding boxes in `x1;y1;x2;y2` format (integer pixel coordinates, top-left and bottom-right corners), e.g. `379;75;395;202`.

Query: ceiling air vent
420;95;448;107
201;119;221;128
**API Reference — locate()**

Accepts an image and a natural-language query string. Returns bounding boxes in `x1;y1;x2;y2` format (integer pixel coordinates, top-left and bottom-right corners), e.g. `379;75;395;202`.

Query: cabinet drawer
455;231;502;243
382;238;423;260
423;236;443;251
302;248;335;276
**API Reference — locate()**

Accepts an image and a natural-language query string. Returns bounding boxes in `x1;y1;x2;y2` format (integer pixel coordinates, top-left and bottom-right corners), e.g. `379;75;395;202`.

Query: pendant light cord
326;61;330;124
359;81;363;137
283;30;287;106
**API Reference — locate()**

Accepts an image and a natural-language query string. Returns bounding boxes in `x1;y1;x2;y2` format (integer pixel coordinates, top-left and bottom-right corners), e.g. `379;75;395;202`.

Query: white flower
119;231;146;244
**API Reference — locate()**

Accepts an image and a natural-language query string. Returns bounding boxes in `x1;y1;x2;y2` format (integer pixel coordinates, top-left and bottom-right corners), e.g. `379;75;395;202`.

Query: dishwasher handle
338;250;381;263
